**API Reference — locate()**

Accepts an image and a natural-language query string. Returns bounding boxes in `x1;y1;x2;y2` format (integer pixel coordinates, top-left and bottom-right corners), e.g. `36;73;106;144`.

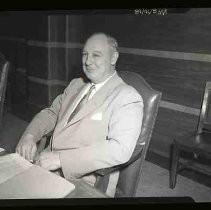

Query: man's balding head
87;33;118;53
82;33;119;84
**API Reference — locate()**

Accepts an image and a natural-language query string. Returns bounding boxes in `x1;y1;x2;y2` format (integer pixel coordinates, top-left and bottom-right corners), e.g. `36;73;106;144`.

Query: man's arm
21;93;66;142
16;80;74;161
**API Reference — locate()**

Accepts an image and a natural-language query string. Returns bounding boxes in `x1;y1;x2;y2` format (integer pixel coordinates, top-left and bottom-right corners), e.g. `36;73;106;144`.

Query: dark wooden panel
28;82;67;111
9;71;27;117
67;48;84;81
67;15;84;43
49;15;66;42
27;46;48;79
17;42;27;69
149;107;199;158
0;12;48;41
49;47;66;80
25;102;44;122
0;40;19;64
28;81;49;107
49;85;65;104
117;54;211;109
0;40;27;101
78;9;211;54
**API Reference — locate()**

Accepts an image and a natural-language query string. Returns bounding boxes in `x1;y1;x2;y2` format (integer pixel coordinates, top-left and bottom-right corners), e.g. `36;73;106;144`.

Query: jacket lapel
62;83;90;121
65;73;124;127
53;80;89;135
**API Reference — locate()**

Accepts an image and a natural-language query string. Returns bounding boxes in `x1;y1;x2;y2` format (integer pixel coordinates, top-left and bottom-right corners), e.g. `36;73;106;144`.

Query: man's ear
111;51;119;65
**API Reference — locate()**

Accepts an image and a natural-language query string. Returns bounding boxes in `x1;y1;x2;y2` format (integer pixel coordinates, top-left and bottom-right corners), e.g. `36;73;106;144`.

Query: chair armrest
94;164;123;176
94;145;144;176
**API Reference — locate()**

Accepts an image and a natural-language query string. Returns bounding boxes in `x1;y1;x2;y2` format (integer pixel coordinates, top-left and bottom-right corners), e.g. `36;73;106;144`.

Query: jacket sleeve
59;88;144;179
21;80;76;142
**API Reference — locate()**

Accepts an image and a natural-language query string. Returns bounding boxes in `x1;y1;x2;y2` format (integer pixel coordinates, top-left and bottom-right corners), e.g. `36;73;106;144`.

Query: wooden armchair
170;81;211;188
0;53;10;127
93;71;162;197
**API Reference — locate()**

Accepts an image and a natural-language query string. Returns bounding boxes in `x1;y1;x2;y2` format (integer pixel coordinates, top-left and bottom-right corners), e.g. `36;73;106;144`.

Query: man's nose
85;55;93;65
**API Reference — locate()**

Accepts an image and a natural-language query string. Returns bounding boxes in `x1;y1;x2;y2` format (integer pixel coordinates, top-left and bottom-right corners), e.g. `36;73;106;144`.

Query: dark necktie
67;84;95;123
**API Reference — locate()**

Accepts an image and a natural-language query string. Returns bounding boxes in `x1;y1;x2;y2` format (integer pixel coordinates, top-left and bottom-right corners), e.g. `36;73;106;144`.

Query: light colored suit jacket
23;73;144;181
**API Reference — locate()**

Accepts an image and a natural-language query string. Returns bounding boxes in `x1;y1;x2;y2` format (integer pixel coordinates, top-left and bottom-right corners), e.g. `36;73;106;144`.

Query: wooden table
66;179;108;198
0;149;108;199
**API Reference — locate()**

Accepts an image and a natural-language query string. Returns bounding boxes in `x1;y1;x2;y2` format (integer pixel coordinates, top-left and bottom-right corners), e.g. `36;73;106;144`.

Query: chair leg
170;141;180;189
94;174;110;194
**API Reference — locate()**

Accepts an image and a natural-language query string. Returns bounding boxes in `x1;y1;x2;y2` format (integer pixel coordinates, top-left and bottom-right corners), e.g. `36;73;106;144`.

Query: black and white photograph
0;8;210;205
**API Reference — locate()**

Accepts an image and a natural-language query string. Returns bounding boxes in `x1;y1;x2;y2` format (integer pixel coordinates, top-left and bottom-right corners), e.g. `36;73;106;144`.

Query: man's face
82;34;118;84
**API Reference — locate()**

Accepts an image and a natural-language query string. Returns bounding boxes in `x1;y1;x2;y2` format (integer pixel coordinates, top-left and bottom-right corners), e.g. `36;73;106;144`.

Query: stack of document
0;148;5;153
0;152;75;199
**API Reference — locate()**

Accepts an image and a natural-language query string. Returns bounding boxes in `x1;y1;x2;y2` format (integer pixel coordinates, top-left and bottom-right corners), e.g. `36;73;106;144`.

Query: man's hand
35;151;61;171
16;133;37;162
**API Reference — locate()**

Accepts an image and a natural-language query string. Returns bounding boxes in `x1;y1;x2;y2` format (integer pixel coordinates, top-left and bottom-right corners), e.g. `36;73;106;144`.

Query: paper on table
0;148;5;153
0;153;32;184
0;153;75;199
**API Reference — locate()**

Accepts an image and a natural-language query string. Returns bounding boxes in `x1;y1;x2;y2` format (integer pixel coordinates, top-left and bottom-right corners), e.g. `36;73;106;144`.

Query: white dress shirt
88;71;117;100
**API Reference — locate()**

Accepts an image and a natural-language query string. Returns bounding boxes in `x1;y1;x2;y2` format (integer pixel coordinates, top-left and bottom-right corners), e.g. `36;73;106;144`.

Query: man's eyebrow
82;50;103;54
93;50;103;54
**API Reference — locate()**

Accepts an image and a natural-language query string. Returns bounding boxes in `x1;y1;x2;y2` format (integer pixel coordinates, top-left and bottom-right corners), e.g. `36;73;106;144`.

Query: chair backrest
0;60;10;127
197;81;211;133
114;71;162;197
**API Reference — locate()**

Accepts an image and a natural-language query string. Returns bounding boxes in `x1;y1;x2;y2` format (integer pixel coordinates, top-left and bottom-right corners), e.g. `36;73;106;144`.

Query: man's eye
93;54;101;57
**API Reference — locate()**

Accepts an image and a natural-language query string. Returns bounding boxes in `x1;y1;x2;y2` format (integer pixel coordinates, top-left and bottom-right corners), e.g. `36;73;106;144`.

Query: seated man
16;32;144;196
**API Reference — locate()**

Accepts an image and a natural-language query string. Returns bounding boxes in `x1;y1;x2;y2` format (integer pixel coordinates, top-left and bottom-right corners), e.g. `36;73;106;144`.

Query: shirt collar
91;71;116;91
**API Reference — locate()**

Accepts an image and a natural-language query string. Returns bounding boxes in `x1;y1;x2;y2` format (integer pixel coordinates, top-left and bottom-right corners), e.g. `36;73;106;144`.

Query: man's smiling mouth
86;68;96;72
